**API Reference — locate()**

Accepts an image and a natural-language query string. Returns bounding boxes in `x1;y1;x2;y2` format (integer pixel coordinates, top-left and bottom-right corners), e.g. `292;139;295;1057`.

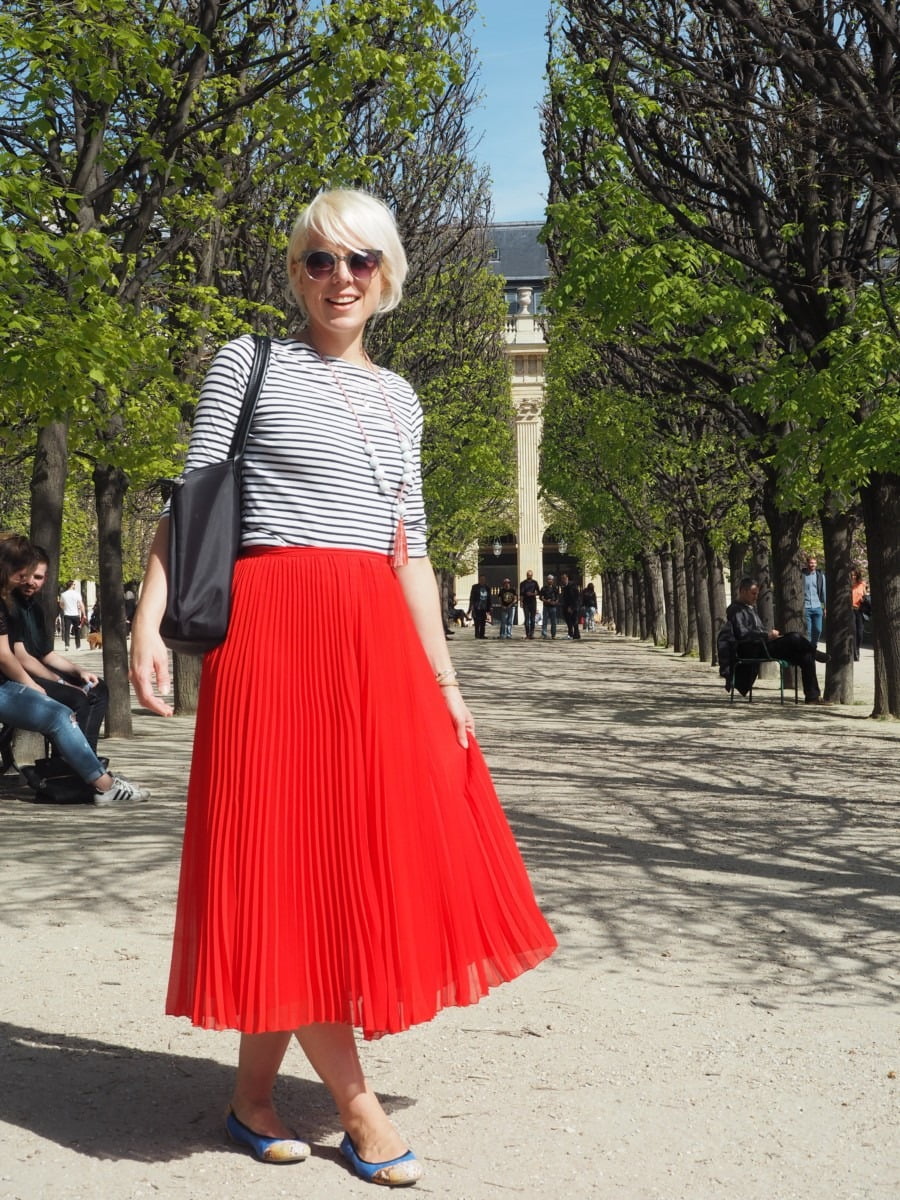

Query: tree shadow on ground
0;1020;413;1162
458;635;900;1010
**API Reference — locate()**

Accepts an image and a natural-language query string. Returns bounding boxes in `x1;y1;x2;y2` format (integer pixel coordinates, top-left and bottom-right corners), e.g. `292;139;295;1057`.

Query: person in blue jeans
802;554;826;647
0;535;149;806
539;575;560;638
497;578;516;639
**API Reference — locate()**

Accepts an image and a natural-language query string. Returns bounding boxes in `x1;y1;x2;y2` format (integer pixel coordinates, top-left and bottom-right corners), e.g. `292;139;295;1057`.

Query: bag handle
227;334;271;460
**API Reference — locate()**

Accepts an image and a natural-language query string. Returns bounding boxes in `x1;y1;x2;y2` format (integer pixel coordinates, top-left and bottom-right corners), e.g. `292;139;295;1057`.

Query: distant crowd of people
451;571;599;641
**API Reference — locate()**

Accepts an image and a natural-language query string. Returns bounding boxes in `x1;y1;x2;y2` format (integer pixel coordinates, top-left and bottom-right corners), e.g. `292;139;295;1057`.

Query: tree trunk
672;532;689;654
437;568;454;628
29;421;69;639
623;571;636;637
634;567;648;639
660;542;675;648
751;529;774;630
93;463;132;737
727;539;749;601
173;652;203;715
614;572;626;633
706;540;726;665
640;549;667;645
761;484;805;632
820;498;855;704
681;534;697;655
691;537;713;663
601;570;615;628
861;472;900;717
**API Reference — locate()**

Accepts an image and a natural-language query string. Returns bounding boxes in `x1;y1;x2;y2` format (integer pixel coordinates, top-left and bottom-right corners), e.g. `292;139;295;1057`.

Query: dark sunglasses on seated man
299;249;383;281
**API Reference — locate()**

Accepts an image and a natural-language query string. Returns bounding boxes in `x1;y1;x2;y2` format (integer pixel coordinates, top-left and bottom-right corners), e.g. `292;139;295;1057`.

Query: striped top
180;334;427;557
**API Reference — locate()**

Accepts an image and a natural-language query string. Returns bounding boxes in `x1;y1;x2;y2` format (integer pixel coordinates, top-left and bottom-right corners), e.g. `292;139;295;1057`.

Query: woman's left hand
443;686;474;749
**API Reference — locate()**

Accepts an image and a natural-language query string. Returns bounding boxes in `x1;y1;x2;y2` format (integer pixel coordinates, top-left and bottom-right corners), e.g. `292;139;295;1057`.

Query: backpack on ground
19;756;109;805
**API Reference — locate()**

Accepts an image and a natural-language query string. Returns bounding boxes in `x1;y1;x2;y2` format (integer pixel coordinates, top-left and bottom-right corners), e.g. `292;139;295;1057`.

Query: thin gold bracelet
438;680;461;689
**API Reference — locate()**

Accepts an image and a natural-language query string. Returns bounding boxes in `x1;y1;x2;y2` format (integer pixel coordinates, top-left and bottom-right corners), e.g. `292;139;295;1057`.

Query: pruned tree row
543;0;900;714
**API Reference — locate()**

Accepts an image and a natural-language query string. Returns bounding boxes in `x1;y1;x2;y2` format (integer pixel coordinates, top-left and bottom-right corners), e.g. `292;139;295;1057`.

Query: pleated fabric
166;547;557;1039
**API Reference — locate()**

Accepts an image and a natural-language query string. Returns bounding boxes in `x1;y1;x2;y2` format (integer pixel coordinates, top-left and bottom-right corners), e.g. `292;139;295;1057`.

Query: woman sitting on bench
0;534;149;805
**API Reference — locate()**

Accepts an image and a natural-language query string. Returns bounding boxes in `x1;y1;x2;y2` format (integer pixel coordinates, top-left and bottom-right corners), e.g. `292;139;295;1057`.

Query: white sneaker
93;775;150;806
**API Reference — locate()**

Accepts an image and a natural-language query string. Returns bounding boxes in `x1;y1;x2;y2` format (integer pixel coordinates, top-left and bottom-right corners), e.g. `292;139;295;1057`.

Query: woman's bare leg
230;1031;294;1137
295;1023;408;1161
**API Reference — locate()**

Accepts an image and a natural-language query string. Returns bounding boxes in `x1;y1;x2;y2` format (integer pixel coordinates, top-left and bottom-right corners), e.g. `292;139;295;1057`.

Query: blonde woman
131;190;556;1187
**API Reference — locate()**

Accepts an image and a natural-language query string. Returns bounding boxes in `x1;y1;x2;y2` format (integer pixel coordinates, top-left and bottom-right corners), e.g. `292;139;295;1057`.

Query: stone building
454;222;582;603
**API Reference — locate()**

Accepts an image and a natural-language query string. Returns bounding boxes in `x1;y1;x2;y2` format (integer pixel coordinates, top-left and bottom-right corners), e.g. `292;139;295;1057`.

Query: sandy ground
1;629;899;1200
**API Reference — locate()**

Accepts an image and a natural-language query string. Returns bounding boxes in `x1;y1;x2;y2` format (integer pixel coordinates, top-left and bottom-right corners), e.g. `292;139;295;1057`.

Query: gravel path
1;631;898;1199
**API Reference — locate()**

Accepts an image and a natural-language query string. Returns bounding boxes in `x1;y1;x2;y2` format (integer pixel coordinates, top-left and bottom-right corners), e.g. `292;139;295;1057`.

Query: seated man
7;549;109;748
723;577;829;704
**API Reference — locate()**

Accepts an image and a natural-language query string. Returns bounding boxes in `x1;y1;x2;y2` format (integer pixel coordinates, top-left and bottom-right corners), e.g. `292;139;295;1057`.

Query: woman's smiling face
290;235;383;348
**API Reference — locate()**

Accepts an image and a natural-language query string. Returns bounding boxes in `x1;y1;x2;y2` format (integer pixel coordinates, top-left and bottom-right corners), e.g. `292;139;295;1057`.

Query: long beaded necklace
313;348;414;567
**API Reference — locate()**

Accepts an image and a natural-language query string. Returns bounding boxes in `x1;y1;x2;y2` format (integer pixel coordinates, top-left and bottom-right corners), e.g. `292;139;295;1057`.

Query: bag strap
227;334;271;460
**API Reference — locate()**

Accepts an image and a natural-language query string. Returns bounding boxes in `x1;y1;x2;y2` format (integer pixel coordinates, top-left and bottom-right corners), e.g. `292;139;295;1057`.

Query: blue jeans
499;606;514;638
542;606;558;637
0;681;105;783
805;607;823;647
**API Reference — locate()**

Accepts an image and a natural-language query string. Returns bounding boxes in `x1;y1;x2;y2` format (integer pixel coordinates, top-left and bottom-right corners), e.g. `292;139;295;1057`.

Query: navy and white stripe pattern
181;334;427;556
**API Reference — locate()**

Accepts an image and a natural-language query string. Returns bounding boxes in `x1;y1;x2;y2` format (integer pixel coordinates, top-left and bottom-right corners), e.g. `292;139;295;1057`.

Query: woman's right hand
128;517;174;716
129;626;174;717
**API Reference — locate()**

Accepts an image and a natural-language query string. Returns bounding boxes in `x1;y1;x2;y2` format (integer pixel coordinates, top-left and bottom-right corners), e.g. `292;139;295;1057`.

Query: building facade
454;222;581;602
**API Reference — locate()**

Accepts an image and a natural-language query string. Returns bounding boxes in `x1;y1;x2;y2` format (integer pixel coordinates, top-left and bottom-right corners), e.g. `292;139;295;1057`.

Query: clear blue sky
468;0;551;223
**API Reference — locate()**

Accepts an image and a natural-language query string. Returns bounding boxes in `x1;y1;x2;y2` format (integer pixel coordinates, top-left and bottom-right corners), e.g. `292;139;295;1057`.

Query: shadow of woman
0;1020;416;1162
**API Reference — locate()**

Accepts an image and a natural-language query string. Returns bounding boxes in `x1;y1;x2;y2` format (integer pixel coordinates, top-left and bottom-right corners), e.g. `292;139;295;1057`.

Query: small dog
87;631;103;650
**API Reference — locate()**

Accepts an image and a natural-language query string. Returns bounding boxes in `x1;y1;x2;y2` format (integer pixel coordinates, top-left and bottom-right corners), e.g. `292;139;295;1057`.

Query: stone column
516;396;543;584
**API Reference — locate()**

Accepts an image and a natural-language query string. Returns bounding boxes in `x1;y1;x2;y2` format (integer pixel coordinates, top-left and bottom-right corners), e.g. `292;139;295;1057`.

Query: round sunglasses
299;249;383;281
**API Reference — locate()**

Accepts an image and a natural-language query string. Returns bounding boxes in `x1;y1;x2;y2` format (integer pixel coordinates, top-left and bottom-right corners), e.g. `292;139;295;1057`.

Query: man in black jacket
518;570;539;639
723;577;829;704
560;573;581;640
467;575;492;640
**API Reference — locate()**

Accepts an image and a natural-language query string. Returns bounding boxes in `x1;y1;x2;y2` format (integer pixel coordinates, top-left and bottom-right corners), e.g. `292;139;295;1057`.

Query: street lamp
492;539;502;557
558;537;568;555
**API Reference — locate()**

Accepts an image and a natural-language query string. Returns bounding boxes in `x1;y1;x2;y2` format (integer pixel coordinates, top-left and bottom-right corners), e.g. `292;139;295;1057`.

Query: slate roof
487;222;549;284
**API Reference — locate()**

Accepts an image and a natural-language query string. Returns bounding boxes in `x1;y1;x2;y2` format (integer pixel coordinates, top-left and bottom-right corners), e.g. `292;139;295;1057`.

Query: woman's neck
296;329;370;368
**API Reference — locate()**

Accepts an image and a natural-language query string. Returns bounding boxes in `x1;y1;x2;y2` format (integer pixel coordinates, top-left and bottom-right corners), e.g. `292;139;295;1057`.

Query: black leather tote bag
160;334;271;656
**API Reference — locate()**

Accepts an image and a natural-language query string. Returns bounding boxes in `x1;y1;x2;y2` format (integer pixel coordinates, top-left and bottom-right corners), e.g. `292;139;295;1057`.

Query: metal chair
729;641;799;705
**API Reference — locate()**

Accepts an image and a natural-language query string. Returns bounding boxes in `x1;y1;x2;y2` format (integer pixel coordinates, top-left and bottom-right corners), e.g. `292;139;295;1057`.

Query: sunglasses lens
348;252;380;278
304;251;336;279
302;250;382;280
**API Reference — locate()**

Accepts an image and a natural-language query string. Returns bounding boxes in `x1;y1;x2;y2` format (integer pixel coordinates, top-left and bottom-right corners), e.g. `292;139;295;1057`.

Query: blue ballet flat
225;1109;310;1164
340;1132;423;1187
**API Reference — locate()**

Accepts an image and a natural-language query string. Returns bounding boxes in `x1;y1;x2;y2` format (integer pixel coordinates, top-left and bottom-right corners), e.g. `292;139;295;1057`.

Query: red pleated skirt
166;547;556;1039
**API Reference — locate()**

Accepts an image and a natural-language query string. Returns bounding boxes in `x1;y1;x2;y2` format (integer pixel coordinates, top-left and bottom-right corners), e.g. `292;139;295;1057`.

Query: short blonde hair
286;189;407;315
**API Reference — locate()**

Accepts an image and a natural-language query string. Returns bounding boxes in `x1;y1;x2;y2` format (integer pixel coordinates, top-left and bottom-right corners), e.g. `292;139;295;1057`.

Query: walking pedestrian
518;569;539;639
539;574;559;639
58;580;85;650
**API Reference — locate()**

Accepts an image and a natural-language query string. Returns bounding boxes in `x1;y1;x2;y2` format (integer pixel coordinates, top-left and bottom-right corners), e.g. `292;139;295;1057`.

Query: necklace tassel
392;518;409;568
